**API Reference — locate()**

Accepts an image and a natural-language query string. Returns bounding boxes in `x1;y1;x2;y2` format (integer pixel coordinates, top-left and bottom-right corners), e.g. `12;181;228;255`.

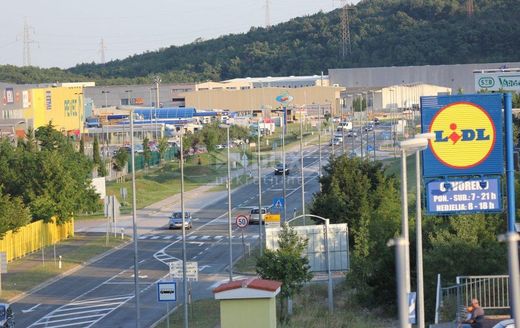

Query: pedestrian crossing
28;294;134;328
139;234;259;241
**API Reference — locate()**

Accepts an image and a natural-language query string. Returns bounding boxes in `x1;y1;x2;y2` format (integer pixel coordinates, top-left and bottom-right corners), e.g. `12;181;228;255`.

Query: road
13;125;393;327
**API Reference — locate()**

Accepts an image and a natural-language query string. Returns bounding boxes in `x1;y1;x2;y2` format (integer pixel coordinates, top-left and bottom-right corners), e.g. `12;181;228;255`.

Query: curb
8;237;132;304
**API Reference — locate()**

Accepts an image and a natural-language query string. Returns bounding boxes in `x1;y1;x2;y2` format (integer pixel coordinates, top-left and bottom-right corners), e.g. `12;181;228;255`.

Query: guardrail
434;274;510;324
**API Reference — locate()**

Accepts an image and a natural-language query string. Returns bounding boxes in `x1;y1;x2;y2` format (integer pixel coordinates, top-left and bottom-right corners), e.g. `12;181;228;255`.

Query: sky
0;0;360;69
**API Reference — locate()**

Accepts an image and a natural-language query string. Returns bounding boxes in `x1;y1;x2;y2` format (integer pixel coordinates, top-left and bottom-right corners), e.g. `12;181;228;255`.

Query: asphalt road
13;126;393;327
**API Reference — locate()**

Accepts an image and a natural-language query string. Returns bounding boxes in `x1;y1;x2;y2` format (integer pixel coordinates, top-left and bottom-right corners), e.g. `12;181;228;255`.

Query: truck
336;121;353;131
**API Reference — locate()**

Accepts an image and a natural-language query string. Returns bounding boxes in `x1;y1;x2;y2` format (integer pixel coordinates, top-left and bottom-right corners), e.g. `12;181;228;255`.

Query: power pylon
265;0;271;28
99;38;107;64
22;18;36;66
340;0;352;58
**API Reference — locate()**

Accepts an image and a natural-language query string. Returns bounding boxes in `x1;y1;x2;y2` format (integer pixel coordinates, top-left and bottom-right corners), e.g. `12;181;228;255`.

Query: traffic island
213;277;281;328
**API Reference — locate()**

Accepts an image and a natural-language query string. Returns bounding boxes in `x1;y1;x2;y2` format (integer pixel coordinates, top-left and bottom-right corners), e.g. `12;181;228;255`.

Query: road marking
150;236;161;240
21;303;40;313
163;235;174;239
200;235;210;240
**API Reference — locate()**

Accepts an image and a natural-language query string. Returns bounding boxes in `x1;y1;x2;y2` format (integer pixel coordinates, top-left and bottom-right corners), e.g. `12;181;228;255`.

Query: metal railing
434;274;510;324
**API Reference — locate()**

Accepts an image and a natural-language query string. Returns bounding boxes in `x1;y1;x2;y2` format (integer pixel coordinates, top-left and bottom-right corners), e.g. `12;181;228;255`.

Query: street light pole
130;112;141;328
179;130;189;328
257;121;263;256
154;76;161;141
282;108;287;222
318;104;322;182
221;124;233;281
300;106;306;223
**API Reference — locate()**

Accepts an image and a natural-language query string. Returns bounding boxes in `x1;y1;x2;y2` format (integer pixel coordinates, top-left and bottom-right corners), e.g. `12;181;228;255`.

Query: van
337;121;353;131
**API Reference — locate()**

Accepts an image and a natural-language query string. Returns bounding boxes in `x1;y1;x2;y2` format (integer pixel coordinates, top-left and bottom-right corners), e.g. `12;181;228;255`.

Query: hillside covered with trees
1;0;520;85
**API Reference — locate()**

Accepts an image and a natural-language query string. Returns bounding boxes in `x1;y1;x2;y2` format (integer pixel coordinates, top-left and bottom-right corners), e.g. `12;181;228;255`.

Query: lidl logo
429;102;495;169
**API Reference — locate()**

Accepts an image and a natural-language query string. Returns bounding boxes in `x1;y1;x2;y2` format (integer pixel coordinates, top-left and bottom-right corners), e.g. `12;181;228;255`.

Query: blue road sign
272;197;285;209
158;281;177;302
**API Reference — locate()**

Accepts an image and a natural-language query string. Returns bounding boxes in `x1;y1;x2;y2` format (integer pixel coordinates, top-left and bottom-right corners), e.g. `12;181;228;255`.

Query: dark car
274;163;289;175
168;212;193;230
0;304;14;328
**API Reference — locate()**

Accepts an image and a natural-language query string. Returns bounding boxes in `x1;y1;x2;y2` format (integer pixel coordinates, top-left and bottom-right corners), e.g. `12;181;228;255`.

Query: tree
0;187;31;236
113;148;129;181
256;223;313;321
143;137;151;168
79;137;85;154
158;137;169;163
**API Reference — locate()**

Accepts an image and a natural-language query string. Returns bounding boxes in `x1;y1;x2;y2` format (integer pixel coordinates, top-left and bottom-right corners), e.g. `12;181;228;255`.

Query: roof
213;278;282;300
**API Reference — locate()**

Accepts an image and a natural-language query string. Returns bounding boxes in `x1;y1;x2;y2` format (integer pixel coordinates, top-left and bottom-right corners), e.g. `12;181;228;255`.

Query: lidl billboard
421;94;503;178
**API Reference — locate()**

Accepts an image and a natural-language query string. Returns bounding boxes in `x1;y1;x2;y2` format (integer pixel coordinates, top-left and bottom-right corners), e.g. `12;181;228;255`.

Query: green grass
1;234;125;301
155;282;397;328
155;299;220;328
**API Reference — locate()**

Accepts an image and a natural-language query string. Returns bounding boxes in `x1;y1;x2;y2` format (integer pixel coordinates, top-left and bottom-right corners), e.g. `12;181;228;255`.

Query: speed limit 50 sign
235;215;249;228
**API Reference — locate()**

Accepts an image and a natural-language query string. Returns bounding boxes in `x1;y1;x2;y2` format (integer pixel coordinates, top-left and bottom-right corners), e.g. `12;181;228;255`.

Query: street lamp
257;121;263;256
178;129;189;328
411;132;434;328
219;124;233;282
154;76;161;141
299;105;306;224
398;135;430;328
101;90;110;108
129;112;141;327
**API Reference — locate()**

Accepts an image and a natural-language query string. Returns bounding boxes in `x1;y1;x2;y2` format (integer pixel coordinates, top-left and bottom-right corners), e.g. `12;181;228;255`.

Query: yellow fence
0;218;74;262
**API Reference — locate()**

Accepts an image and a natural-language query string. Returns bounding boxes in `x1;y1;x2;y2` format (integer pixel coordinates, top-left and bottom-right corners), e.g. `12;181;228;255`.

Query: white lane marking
150;236;161;240
138;235;148;240
200;235;210;240
163;235;174;239
21;303;41;313
214;236;223;239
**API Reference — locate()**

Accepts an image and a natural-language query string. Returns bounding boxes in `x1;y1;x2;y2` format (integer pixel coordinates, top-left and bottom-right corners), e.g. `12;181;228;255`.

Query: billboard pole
504;93;520;322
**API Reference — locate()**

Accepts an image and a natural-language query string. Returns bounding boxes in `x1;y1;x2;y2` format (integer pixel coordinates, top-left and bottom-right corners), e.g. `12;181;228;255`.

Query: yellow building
25;85;85;135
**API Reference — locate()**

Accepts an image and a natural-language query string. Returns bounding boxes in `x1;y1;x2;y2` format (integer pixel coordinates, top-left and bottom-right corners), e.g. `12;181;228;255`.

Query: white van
337;121;353;131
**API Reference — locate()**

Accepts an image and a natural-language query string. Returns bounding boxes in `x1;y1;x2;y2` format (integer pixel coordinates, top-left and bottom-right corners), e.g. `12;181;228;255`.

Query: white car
492;319;514;328
248;207;271;224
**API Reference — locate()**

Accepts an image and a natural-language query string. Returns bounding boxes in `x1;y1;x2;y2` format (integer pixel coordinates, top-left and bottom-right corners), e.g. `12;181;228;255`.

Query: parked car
274;163;290;175
168;212;192;230
492;319;514;328
248;207;272;224
0;303;14;328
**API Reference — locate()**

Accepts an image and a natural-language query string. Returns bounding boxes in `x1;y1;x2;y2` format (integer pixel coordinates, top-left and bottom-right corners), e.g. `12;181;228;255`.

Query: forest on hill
1;0;519;85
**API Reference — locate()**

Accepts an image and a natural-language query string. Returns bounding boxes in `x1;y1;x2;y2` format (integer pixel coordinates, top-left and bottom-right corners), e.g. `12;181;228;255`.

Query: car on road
330;137;342;146
0;303;14;328
347;131;358;137
492;319;514;328
274;163;290;175
168;212;193;230
248;207;272;224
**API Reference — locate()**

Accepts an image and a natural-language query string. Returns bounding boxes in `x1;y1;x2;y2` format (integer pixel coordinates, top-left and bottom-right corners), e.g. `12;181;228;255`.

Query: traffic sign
157;281;176;302
169;261;199;281
236;215;249;228
272;197;284;209
264;214;281;225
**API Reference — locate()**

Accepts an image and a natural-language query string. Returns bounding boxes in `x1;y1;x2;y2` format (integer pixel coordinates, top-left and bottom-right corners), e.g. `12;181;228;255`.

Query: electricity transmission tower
99;38;107;64
22;18;36;66
265;0;271;28
340;0;352;58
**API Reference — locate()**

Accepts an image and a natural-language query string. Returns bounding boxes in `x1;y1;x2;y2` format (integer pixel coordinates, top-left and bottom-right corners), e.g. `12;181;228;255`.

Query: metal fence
128;147;178;172
434;274;510;324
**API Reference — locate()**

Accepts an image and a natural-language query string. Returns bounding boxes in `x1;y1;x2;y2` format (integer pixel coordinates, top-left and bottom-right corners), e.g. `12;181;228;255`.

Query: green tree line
311;155;508;320
1;0;520;84
0;123;101;235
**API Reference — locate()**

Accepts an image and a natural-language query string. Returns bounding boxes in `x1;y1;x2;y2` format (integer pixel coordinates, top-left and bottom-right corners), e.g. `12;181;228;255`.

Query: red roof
213;278;282;294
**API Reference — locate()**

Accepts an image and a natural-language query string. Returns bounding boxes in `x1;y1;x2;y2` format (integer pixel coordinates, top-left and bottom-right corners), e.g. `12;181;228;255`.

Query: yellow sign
264;214;281;223
429;102;496;169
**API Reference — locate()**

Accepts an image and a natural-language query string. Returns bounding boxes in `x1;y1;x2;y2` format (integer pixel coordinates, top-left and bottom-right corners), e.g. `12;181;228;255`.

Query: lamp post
299;105;306;223
257;120;263;256
412;132;434;328
356;94;364;158
178;130;189;328
129;112;141;327
282;108;287;222
101;90;110;108
399;136;429;328
318;103;322;182
154;76;161;141
220;124;233;281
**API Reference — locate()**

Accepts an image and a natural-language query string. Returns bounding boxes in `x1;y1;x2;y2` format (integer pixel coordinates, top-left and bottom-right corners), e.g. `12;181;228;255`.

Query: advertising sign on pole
421;94;503;178
426;177;501;214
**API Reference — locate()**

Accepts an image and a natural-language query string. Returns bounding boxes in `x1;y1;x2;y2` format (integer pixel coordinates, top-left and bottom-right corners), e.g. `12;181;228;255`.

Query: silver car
168;212;193;230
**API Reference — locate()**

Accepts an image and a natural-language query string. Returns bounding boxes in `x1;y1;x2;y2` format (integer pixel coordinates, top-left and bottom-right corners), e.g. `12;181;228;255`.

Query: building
329;62;520;93
0;82;88;137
